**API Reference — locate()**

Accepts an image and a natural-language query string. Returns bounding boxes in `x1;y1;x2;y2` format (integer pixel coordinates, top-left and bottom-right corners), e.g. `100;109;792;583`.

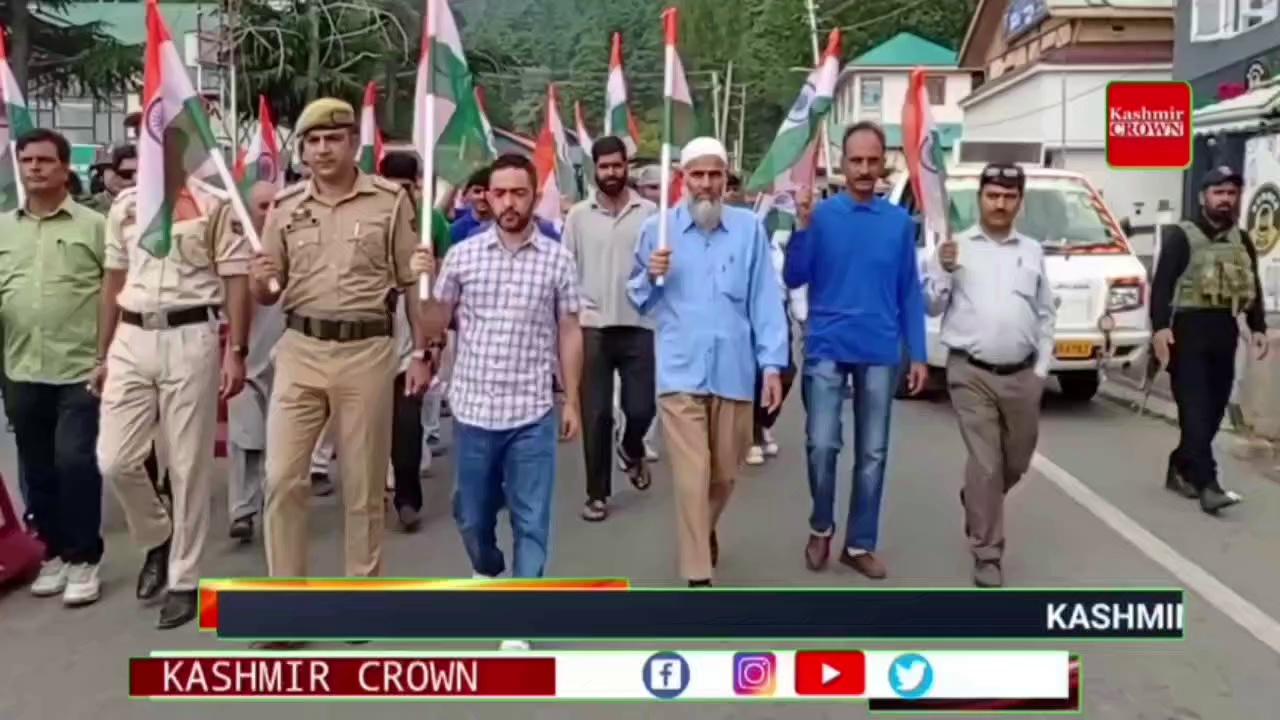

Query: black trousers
392;372;425;511
582;327;656;501
7;380;104;564
1168;311;1239;492
753;365;797;444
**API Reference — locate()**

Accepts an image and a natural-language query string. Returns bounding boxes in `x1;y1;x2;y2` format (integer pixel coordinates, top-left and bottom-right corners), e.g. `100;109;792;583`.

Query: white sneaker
500;639;531;651
746;446;766;466
472;572;496;580
31;558;68;597
644;440;659;462
62;562;102;606
762;429;779;457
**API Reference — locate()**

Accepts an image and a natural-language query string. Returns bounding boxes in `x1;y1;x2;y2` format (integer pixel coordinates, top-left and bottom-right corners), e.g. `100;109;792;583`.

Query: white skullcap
680;137;728;169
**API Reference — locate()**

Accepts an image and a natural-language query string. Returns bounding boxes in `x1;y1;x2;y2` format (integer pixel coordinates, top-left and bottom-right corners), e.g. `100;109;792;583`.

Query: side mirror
1119;217;1133;236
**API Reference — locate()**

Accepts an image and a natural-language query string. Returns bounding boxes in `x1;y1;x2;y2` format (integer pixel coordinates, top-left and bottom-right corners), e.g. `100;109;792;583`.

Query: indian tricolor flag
359;81;384;174
235;95;282;192
747;29;841;194
902;66;949;236
137;0;224;258
413;0;494;188
1;25;34;212
533;84;569;224
660;7;695;207
474;86;498;157
604;32;640;154
574;100;593;156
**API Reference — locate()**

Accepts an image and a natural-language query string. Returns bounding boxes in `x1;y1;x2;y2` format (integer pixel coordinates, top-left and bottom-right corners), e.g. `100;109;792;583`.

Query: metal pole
720;60;734;145
711;70;721;141
737;84;746;174
228;0;239;148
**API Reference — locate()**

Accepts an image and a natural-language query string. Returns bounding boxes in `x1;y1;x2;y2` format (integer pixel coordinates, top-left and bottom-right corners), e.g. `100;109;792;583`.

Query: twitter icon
888;653;934;699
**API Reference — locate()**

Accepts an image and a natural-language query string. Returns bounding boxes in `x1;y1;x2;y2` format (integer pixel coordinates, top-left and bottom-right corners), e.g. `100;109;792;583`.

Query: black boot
136;540;170;601
1199;486;1239;515
1165;463;1198;499
157;590;198;630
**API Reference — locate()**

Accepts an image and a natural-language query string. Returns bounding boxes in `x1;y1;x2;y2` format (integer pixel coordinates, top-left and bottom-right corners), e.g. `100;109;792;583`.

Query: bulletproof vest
1172;220;1256;314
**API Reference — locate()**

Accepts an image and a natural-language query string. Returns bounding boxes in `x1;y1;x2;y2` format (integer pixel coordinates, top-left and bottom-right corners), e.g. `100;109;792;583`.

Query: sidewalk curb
1098;377;1189;429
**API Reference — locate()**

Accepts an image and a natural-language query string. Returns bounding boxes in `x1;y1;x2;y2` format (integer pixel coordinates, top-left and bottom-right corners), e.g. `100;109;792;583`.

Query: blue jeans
453;410;557;578
802;360;897;552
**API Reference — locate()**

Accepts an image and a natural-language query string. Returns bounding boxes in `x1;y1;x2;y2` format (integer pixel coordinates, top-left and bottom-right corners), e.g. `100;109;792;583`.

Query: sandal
618;447;653;491
581;500;608;522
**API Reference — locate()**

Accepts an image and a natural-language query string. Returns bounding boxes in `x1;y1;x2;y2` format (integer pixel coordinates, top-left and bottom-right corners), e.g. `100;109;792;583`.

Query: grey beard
690;198;723;232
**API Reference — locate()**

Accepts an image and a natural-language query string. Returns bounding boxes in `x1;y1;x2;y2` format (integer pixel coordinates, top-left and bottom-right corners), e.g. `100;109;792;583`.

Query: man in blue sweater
784;121;928;579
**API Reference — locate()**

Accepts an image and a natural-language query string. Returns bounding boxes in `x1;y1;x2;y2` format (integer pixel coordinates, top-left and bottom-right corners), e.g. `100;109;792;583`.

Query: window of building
1192;0;1278;41
859;77;883;112
926;76;946;105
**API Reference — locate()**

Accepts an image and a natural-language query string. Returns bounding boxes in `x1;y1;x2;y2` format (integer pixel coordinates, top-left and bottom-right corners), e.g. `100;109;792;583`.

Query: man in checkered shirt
414;153;584;583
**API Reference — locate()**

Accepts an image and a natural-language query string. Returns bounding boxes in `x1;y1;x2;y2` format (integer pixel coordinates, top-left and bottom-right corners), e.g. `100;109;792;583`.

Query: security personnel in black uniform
1151;166;1268;514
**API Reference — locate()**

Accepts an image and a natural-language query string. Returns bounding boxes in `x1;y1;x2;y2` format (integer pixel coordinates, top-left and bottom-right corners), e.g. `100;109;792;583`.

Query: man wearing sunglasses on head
86;144;137;215
923;163;1056;588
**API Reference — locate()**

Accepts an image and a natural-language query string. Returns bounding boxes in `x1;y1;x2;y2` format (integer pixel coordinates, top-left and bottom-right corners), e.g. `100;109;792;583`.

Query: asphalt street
2;387;1279;720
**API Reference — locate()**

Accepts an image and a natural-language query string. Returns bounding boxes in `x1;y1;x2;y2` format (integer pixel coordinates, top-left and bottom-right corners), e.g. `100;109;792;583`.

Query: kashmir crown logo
1106;82;1193;170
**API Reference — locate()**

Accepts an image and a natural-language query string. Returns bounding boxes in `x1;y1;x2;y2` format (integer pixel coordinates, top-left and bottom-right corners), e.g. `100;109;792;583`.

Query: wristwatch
230;344;249;359
411;348;430;362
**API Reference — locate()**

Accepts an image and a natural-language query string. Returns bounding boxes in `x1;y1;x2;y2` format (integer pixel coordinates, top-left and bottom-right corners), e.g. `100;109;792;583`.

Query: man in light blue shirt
628;137;788;587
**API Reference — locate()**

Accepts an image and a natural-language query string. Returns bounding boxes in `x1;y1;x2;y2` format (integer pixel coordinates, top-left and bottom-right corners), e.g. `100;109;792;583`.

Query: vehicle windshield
946;176;1121;250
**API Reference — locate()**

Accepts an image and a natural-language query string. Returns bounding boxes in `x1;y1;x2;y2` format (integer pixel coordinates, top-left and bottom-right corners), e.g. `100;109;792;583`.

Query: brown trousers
98;320;220;591
946;354;1044;562
658;393;753;581
264;330;396;578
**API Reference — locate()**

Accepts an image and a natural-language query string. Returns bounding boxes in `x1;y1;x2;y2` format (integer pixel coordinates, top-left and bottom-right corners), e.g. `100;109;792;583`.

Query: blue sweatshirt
783;193;927;366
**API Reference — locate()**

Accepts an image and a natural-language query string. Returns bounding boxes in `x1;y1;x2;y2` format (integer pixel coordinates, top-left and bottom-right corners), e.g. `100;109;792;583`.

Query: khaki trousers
945;354;1044;562
98;320;220;591
264;330;396;577
658;393;753;581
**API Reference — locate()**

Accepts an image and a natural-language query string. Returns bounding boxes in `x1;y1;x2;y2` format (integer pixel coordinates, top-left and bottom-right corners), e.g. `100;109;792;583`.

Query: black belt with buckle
956;350;1036;376
286;313;392;342
120;305;218;330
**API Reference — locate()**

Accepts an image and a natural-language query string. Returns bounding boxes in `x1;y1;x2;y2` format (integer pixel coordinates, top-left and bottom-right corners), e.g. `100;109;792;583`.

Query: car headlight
1107;278;1144;312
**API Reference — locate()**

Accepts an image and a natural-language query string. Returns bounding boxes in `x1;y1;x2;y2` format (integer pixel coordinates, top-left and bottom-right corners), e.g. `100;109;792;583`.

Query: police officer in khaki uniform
250;99;428;587
96;178;251;629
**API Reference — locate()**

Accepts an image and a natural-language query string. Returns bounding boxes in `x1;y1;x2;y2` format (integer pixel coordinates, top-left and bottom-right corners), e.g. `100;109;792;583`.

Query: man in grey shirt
922;163;1056;588
563;136;658;521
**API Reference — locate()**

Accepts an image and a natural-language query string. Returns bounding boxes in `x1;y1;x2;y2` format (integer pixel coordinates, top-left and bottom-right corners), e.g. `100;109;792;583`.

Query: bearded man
627;137;789;587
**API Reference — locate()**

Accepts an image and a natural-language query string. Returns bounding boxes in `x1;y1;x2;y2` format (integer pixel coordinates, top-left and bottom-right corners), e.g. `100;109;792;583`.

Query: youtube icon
794;651;866;696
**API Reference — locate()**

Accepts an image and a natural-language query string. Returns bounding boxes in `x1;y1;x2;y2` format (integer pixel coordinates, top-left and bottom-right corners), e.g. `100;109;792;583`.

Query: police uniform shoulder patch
272;182;308;209
369;175;403;195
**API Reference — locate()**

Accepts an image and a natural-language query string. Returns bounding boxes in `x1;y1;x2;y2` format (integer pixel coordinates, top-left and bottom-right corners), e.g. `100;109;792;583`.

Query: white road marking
1032;452;1280;656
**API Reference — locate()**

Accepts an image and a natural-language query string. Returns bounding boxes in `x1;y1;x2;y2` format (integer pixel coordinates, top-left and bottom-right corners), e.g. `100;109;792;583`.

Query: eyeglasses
982;166;1023;180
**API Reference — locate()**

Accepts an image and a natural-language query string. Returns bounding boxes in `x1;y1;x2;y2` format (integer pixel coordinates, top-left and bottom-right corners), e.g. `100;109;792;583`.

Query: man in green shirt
0;128;107;607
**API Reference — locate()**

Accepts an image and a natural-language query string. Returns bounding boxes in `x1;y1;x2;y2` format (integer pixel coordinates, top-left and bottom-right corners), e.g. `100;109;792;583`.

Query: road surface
2;389;1278;719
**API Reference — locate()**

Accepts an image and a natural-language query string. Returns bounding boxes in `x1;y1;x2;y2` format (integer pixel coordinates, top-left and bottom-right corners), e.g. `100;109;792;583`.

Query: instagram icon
733;652;777;696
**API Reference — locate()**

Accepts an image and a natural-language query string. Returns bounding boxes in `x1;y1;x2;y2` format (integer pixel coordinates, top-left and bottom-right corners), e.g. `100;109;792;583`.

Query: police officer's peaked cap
1200;165;1244;189
295;98;357;136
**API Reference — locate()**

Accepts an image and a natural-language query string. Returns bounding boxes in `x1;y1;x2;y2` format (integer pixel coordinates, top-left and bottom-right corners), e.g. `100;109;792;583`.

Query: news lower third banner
130;649;1080;708
200;580;1183;640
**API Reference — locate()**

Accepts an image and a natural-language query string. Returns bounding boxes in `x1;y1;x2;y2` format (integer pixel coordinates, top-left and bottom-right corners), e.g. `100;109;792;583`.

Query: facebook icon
642;651;691;699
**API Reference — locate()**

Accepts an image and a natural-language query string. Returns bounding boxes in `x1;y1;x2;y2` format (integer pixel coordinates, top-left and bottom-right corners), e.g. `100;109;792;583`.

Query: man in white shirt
922;163;1056;588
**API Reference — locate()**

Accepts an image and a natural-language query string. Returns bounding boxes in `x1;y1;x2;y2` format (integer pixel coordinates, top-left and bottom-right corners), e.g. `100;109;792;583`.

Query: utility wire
961;71;1151;132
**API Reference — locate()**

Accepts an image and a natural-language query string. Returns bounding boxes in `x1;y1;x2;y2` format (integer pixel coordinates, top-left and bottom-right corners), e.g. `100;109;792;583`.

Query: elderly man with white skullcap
627;137;789;587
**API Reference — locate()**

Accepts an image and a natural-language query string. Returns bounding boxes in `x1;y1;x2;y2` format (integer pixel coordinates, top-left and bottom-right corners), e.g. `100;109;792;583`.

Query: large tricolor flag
902;66;950;237
659;7;695;218
359;81;384;174
604;32;641;155
747;29;841;194
0;25;34;211
137;0;227;258
533;84;570;224
413;0;494;188
234;95;282;193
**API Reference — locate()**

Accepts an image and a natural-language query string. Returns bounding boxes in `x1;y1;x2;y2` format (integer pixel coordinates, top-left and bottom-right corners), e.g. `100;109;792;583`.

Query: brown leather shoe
804;535;831;571
839;551;887;580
